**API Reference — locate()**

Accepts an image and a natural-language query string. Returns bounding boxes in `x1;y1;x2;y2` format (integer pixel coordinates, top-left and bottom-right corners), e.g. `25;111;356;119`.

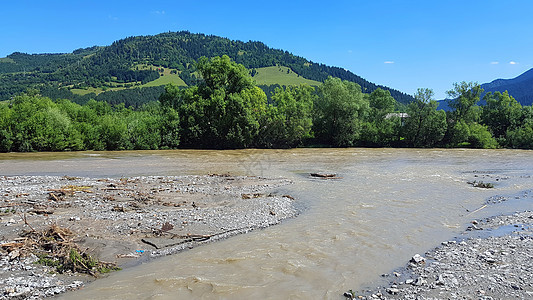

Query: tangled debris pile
0;225;88;299
20;225;119;275
0;175;297;299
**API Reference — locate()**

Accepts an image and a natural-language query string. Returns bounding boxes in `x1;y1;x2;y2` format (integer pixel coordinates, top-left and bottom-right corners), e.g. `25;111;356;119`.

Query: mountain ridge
438;67;533;110
480;68;533;106
483;68;533;88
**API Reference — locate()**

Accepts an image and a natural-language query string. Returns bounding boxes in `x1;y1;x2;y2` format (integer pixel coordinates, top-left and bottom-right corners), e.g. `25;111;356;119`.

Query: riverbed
1;148;532;299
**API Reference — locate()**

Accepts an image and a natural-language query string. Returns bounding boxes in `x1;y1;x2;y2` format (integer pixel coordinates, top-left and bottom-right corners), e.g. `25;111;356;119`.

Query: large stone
410;254;425;264
436;274;444;285
414;277;427;286
387;287;400;295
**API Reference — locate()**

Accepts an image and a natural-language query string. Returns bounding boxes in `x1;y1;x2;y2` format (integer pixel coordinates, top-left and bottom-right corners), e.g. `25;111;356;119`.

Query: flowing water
1;149;532;299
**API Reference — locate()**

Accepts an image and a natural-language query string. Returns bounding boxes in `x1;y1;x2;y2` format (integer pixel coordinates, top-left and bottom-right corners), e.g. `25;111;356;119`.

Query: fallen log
310;173;341;179
30;209;54;215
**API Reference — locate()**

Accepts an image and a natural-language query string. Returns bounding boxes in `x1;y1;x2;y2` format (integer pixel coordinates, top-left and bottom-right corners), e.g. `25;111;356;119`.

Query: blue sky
1;0;531;99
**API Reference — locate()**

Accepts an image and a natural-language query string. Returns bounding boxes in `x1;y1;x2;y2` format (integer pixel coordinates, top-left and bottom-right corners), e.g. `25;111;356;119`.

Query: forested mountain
0;31;413;105
480;68;533;106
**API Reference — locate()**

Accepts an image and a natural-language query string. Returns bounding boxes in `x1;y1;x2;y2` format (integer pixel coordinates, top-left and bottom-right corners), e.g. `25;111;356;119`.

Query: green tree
73;102;105;150
360;88;398;146
98;114;129;150
159;83;182;109
506;123;533;149
467;122;499;149
196;55;254;96
126;110;162;150
313;77;369;147
481;91;522;143
159;106;180;149
445;120;497;149
402;88;447;147
76;122;105;150
313;77;368;147
9;93;83;151
446;81;483;123
2;90;181;152
367;88;395;119
255;106;285;148
506;105;533;149
85;99;113;116
444;82;496;148
161;56;267;149
263;85;315;147
0;104;13;152
41;107;84;151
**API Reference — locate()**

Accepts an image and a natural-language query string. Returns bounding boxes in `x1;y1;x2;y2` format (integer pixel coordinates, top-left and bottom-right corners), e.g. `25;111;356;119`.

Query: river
1;148;532;299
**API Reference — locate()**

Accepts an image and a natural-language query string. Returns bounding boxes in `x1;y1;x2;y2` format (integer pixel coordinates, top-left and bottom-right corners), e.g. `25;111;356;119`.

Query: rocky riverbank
0;175;297;299
347;210;533;300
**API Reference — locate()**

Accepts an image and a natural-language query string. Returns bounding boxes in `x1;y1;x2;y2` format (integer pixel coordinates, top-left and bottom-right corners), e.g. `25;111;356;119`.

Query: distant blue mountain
480;68;533;106
437;99;451;111
438;68;533;110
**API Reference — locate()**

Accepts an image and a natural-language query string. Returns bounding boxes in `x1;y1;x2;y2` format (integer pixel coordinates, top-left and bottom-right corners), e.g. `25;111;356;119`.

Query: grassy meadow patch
253;66;321;86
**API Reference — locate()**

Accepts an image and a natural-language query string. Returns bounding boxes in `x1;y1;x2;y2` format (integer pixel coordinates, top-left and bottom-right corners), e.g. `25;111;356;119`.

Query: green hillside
0;31;414;105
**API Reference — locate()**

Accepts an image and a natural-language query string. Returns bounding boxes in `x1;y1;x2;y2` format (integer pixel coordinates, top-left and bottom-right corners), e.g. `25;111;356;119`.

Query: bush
467;123;498;149
506;124;533;149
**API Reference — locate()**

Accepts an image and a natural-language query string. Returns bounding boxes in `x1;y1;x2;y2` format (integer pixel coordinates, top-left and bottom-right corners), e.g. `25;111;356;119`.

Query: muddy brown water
1;148;532;299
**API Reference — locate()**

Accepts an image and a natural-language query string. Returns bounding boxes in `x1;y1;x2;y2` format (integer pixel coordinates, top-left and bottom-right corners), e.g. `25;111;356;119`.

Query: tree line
1;55;532;152
39;85;165;107
0;90;180;152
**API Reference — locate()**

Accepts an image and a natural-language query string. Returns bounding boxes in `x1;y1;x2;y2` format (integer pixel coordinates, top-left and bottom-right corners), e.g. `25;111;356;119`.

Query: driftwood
141;227;254;249
112;206;126;212
241;193;264;199
310;173;341;179
173;233;212;240
21;213;36;232
141;234;213;249
48;191;64;201
102;188;134;191
465;204;488;217
116;253;140;258
29;209;54;215
0;242;25;251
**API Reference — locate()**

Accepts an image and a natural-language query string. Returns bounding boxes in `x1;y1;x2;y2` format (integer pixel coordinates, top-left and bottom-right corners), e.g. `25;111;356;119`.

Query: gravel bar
0;175;297;299
349;210;533;300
